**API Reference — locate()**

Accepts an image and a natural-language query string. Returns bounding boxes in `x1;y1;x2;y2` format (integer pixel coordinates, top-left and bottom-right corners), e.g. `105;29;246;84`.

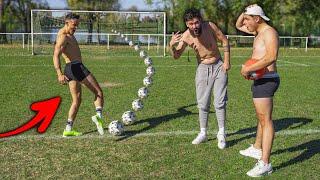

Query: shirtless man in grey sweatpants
169;8;230;149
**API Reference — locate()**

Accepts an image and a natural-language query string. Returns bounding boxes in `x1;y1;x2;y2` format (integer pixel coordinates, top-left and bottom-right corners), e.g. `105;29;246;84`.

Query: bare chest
252;35;266;58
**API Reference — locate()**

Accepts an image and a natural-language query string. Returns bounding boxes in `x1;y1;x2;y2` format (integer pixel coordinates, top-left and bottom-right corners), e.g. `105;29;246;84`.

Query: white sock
218;127;225;135
200;128;207;135
96;106;103;118
65;119;73;131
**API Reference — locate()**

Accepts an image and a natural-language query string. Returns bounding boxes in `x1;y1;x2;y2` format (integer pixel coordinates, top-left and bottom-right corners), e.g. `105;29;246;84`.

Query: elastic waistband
262;72;279;78
66;60;81;65
198;58;222;67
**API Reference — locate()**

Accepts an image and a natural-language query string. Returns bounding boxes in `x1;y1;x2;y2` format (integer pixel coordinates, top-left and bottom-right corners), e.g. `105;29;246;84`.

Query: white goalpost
31;9;166;56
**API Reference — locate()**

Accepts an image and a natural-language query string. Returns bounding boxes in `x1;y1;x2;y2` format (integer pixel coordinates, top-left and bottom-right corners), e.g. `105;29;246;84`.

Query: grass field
0;45;319;179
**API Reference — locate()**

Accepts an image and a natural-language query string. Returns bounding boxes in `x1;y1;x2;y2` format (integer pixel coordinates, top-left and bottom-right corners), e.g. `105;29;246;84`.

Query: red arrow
0;96;61;138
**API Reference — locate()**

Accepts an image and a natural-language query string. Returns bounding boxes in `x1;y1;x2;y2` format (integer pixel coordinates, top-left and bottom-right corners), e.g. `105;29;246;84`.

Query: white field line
1;129;319;141
277;60;310;67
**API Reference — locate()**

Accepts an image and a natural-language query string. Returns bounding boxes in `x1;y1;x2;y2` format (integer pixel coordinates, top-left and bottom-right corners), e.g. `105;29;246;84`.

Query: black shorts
251;78;280;98
64;61;91;82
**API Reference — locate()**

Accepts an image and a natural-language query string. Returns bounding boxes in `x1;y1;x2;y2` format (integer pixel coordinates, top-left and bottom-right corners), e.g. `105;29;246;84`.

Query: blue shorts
251;77;280;98
64;61;91;82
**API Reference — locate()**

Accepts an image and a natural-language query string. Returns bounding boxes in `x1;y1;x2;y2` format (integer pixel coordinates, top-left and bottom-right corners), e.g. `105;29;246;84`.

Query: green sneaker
92;115;104;135
62;130;82;137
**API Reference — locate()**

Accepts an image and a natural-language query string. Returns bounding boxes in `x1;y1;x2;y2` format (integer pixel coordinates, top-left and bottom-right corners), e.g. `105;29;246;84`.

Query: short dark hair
65;13;80;20
184;8;202;22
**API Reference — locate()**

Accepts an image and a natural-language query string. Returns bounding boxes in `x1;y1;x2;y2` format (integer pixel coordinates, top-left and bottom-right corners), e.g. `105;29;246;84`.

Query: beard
190;26;202;37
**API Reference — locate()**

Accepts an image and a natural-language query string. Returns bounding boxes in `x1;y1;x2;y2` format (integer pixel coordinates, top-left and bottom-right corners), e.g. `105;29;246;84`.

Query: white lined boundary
278;60;310;67
1;129;319;141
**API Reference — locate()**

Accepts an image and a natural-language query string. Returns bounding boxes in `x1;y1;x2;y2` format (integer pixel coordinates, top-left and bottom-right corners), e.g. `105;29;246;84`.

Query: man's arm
236;13;256;35
209;22;231;71
53;34;69;84
169;31;187;59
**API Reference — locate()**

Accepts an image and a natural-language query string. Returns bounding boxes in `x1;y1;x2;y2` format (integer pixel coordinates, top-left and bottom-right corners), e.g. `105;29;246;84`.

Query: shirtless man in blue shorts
53;13;105;137
236;4;280;177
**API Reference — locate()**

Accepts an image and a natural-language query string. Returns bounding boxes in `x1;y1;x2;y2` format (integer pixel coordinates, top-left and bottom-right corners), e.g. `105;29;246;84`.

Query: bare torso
183;22;221;64
57;29;82;63
252;27;277;72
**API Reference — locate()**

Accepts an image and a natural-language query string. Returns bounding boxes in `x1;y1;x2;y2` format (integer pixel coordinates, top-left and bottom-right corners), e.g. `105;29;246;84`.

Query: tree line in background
146;0;320;36
0;0;320;43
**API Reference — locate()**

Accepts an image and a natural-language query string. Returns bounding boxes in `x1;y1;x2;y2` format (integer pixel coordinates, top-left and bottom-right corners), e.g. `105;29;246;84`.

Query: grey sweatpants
195;60;228;130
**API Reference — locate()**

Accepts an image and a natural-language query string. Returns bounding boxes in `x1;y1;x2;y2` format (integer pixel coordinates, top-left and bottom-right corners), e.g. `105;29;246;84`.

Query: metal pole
148;34;150;51
22;33;25;49
107;34;110;50
305;37;308;52
31;10;34;55
163;12;166;57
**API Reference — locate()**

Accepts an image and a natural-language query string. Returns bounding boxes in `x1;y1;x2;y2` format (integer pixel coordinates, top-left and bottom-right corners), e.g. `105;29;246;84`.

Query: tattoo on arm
223;45;230;52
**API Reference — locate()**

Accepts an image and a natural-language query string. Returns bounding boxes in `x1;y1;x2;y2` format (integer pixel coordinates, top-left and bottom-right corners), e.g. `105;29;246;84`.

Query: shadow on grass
227;117;313;148
115;103;198;141
272;139;320;171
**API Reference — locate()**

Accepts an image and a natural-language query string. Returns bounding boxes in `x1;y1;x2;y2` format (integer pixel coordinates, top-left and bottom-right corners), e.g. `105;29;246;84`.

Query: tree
0;0;10;43
67;0;120;43
9;0;48;32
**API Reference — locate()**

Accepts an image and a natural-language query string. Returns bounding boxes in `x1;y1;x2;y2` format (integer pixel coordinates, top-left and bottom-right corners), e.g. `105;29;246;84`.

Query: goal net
31;9;166;56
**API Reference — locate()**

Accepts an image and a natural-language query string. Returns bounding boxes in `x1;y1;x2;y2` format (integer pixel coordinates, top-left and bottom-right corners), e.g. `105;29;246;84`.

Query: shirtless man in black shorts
53;13;105;137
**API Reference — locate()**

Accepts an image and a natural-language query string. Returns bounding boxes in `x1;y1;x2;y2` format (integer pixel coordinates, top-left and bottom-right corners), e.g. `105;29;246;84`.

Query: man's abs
198;55;221;65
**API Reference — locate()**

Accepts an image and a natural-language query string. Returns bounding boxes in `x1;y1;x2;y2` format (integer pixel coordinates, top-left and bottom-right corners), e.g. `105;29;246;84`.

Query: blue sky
46;0;162;10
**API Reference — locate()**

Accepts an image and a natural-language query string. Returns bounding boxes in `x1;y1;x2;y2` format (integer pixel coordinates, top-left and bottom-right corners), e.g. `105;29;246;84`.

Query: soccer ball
132;99;143;111
138;87;149;99
108;120;124;136
134;45;140;51
146;66;155;77
140;50;147;58
144;57;153;66
129;41;133;46
244;59;266;80
121;111;136;125
124;37;128;42
143;76;153;87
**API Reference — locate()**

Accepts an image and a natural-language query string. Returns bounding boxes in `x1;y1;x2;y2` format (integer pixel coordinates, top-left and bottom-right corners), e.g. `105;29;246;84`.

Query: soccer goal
31;9;166;56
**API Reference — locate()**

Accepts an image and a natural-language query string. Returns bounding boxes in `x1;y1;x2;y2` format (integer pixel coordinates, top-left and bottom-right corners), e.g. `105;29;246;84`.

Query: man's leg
240;102;266;159
81;73;105;135
193;64;214;144
213;65;228;149
246;97;274;177
63;81;82;137
82;74;104;109
253;97;274;164
254;119;263;149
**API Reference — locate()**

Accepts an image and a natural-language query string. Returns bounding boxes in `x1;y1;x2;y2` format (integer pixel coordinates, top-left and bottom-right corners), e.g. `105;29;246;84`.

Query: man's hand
222;62;231;72
240;65;250;79
58;74;69;85
169;31;182;47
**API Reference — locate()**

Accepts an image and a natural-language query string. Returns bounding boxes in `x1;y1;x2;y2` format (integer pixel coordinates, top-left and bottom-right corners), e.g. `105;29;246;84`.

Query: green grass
0;45;319;179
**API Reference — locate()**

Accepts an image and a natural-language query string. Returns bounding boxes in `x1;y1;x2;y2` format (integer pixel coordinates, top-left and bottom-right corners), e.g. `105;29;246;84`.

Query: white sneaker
239;144;262;159
192;133;208;144
246;160;273;177
92;115;104;135
217;133;227;149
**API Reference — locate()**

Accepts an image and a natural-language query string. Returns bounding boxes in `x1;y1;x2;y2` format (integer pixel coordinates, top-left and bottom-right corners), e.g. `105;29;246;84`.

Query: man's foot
239;144;262;159
192;133;208;144
246;160;273;177
217;133;227;149
92;115;104;135
62;130;82;137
